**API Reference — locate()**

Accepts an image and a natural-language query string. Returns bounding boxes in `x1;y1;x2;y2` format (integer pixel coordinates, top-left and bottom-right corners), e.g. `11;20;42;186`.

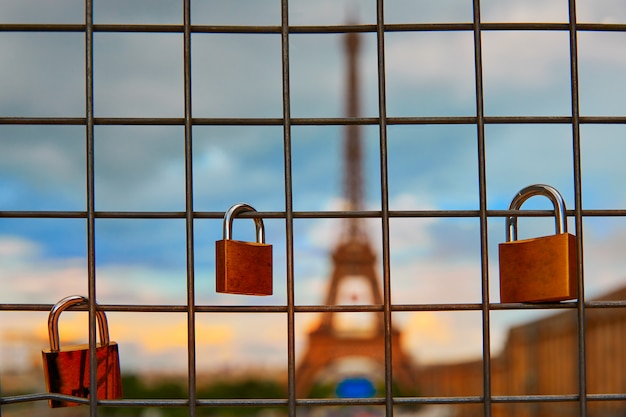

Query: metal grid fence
1;0;626;416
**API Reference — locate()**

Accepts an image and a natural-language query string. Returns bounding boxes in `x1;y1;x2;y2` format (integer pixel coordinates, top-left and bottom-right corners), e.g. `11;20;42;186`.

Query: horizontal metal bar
0;211;88;218
3;209;626;221
295;397;386;406
0;23;86;32
2;22;625;34
101;399;190;407
490;393;626;403
6;393;624;408
393;302;583;312
391;394;622;405
197;398;289;407
587;393;626;401
576;23;626;32
0;117;87;125
393;396;483;405
0;392;90;406
491;394;579;403
2;115;626;127
107;398;287;407
2;300;624;314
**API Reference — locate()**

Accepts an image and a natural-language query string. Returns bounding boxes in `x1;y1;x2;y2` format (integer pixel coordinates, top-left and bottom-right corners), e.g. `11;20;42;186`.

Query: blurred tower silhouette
296;29;416;398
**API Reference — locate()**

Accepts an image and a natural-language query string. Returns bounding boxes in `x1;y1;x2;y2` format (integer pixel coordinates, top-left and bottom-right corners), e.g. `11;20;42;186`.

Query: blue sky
1;0;626;378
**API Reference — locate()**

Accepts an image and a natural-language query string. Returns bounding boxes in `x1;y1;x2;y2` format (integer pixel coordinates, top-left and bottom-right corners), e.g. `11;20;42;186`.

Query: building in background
418;285;626;417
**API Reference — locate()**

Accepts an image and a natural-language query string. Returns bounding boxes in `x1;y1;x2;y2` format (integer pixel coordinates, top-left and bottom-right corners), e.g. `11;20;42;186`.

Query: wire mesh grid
1;0;626;416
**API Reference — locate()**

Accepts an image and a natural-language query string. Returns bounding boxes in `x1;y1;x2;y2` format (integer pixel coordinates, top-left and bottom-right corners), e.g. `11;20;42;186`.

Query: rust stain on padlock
42;295;122;408
499;184;578;303
216;203;273;296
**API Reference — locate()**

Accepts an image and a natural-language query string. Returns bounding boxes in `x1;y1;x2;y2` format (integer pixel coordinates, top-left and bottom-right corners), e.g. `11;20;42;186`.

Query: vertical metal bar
375;1;394;416
84;0;98;415
472;1;492;416
183;0;197;415
567;1;587;415
280;1;297;416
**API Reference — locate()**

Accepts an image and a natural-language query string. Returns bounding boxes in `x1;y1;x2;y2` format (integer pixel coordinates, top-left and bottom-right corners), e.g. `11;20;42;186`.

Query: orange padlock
499;184;578;303
216;203;273;295
42;295;122;407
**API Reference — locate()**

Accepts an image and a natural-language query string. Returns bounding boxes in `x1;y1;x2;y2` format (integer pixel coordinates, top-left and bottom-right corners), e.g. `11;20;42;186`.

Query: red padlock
42;295;122;407
216;203;273;295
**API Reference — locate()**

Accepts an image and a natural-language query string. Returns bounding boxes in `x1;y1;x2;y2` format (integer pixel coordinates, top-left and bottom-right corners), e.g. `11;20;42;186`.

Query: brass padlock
499;184;578;303
42;295;122;407
216;203;273;295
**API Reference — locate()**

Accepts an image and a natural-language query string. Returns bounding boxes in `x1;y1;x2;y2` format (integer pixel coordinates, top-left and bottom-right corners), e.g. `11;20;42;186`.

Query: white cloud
581;225;626;296
482;31;570;90
94;0;182;24
481;0;567;23
0;255;87;305
385;31;475;98
196;146;236;178
579;32;626;66
0;0;83;24
0;32;84;117
0;235;40;259
0;234;188;305
94;33;183;118
289;0;377;26
191;0;279;26
392;192;438;212
192;34;283;118
577;0;626;23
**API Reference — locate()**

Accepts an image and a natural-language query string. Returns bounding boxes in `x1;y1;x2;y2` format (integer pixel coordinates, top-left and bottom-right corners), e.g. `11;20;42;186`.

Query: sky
1;0;626;386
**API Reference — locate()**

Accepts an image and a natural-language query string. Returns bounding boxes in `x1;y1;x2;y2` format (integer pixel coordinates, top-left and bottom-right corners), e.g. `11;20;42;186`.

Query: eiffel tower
296;29;416;398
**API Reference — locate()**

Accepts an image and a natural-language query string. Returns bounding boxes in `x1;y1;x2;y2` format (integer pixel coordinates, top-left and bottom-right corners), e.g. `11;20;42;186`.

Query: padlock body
499;233;577;303
42;342;122;408
216;239;273;295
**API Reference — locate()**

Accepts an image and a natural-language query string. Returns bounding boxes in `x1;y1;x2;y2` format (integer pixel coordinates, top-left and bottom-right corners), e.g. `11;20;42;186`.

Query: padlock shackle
223;202;265;244
506;184;568;242
48;295;109;352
